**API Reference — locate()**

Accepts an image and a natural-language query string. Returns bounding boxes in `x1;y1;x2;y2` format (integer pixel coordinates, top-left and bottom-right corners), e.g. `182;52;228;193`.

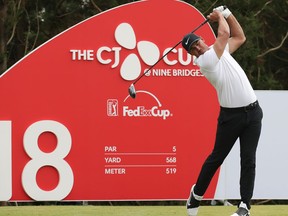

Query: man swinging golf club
182;6;263;216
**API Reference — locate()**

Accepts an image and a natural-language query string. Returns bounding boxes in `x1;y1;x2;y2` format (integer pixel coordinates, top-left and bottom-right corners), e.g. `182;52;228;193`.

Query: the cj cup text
70;47;196;68
0;120;73;201
123;106;171;120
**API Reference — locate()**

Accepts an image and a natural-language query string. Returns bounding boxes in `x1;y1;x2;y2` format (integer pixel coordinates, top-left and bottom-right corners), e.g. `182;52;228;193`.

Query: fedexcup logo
107;90;172;120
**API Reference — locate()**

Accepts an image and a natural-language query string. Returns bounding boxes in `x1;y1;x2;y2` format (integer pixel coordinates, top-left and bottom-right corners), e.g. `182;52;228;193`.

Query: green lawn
0;205;287;216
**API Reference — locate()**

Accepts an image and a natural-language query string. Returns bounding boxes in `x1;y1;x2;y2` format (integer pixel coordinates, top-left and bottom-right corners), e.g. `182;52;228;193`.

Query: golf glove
213;6;232;19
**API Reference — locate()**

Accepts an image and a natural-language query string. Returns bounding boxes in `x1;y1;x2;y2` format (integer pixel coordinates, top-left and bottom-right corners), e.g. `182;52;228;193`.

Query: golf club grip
132;19;209;85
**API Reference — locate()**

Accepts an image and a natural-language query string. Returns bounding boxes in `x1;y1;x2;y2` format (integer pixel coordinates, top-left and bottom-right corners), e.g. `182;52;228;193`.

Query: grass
0;205;287;216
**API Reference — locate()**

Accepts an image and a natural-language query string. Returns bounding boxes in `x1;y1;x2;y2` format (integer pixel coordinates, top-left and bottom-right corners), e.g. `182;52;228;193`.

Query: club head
128;84;136;99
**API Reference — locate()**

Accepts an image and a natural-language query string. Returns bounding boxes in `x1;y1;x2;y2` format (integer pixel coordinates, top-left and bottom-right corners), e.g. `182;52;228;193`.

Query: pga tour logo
107;99;118;116
107;98;172;120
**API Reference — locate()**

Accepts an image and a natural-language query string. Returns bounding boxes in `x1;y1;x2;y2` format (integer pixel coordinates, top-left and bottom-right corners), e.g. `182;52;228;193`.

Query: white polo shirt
195;44;257;108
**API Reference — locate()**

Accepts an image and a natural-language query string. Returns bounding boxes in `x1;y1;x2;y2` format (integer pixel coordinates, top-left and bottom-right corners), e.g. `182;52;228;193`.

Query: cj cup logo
112;22;201;82
115;23;160;81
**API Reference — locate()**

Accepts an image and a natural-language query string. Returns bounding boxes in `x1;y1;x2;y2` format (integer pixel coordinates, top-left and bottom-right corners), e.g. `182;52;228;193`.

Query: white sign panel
215;90;288;199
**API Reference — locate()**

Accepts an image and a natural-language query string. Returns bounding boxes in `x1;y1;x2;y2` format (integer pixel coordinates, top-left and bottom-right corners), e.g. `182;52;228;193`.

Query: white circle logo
115;23;160;81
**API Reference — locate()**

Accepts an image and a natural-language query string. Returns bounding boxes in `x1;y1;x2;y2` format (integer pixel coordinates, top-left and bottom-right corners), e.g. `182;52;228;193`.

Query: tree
186;0;288;89
0;0;8;72
1;0;287;90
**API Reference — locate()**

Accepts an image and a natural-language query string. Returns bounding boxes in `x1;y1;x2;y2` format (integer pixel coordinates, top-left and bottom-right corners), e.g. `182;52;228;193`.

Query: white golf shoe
186;184;202;216
231;202;250;216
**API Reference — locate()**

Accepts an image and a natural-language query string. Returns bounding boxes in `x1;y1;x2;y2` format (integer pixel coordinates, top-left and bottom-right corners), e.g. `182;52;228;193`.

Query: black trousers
194;102;263;208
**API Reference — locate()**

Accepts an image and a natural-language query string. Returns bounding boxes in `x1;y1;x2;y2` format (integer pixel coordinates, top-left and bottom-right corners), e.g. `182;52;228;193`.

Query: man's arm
226;14;246;53
207;10;230;59
213;6;246;54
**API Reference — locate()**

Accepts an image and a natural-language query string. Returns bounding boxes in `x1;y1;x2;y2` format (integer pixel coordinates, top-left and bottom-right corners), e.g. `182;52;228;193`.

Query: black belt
221;101;259;112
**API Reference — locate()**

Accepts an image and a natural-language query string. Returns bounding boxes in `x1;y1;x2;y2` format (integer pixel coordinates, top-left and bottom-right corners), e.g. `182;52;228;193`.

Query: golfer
182;6;263;216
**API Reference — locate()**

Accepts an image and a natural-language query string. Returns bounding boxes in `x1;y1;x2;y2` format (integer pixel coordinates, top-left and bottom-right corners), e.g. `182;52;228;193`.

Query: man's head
182;33;208;57
182;33;201;52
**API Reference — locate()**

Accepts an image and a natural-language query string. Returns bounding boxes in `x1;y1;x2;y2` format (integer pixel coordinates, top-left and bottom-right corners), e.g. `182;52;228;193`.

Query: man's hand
207;10;223;22
213;6;225;12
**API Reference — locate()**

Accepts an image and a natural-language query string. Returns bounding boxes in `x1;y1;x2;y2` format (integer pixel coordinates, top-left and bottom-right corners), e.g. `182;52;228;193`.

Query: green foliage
184;0;287;90
0;0;287;90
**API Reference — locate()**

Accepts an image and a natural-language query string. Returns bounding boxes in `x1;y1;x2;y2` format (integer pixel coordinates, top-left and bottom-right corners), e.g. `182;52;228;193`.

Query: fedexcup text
123;106;171;120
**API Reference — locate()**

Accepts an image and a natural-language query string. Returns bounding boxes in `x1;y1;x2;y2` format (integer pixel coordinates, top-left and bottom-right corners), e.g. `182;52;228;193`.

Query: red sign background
0;0;219;201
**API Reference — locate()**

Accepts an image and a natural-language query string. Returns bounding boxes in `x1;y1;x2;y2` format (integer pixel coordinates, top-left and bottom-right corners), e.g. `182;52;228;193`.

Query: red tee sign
0;0;219;201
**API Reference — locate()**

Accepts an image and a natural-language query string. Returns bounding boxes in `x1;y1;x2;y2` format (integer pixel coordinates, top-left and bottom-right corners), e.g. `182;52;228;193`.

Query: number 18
0;120;73;201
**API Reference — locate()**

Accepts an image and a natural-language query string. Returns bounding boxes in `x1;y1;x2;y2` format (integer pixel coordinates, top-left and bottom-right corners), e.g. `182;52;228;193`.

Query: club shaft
132;19;209;85
133;40;181;85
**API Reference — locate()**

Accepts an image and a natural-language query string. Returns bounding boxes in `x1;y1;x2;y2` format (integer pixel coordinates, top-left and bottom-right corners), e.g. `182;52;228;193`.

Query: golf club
128;18;209;99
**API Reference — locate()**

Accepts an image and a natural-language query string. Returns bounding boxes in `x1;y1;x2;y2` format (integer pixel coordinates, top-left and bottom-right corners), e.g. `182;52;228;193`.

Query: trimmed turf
0;205;287;216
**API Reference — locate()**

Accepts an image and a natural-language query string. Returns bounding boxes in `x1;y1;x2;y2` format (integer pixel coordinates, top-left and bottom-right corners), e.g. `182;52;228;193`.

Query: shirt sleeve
195;47;219;73
195;44;229;73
